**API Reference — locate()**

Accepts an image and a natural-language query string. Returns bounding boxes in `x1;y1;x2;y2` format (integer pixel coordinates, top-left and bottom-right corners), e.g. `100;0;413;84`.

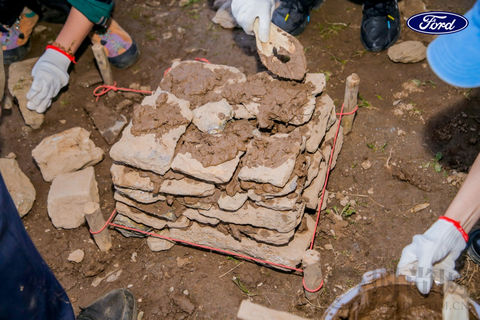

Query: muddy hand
27;49;70;114
396;218;467;294
231;0;275;43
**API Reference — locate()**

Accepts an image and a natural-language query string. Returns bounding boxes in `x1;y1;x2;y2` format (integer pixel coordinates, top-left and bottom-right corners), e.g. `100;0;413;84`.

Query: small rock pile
109;61;344;269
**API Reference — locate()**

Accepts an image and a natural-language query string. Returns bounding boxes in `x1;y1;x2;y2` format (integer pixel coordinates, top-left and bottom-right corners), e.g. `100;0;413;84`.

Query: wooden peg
303;249;323;300
91;43;115;98
84;202;112;252
341;73;360;135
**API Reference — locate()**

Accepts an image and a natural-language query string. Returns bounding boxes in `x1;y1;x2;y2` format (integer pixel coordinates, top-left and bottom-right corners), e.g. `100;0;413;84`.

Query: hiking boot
468;229;480;265
272;0;325;36
360;0;400;52
90;19;139;69
77;289;137;320
1;8;39;64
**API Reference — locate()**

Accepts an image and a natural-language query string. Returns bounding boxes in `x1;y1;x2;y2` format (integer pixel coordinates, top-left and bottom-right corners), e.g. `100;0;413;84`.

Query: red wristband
46;45;76;64
439;216;469;242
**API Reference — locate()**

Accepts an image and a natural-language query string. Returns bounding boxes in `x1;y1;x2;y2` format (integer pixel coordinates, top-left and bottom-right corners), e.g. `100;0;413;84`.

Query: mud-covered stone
192;99;233;134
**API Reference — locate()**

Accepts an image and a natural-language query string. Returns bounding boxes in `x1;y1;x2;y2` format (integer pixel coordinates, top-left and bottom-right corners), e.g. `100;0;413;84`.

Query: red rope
92;82;153;101
303;278;324;293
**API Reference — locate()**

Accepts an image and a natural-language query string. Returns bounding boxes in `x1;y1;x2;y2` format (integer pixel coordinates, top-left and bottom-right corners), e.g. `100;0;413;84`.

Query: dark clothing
0;173;75;320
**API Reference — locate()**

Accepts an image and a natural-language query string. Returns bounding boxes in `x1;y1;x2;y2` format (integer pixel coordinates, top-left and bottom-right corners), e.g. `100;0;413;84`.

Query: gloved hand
396;218;467;294
231;0;275;43
27;49;71;113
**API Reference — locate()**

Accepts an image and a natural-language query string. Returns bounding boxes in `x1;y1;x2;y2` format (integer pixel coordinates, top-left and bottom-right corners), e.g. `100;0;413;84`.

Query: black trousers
0;0;70;26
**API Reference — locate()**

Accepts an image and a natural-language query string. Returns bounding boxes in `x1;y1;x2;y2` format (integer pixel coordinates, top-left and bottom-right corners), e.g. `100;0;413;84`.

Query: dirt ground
1;0;480;319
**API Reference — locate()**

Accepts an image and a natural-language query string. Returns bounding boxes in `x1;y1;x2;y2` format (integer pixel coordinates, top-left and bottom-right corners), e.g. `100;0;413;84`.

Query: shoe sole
108;39;140;69
3;39;32;65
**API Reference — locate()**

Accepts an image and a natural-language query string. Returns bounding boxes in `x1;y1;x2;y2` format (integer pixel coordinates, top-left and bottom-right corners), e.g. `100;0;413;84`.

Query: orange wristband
439;216;469;242
46;44;76;64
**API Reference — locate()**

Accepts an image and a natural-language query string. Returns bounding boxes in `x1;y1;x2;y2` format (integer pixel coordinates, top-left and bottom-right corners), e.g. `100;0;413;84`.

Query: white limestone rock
217;192;248;211
147;230;175;251
116;202;190;230
321;119;344;169
305;94;335;153
305;73;327;96
263;176;298;198
182;209;220;225
305;151;323;188
239;224;295;245
68;249;85;263
303;161;327;210
114;192;177;221
388;41;427;64
192;99;233;134
212;0;238;29
168;214;315;269
171;151;243;184
254;194;298;211
199;203;304;233
0;158;36;217
48;167;100;229
115;186;166;204
289;96;316;126
232;102;259;120
32;127;104;182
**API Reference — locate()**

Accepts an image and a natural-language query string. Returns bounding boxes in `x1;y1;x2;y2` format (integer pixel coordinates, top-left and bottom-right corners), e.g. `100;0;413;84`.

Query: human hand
231;0;275;42
396;218;468;294
27;49;71;113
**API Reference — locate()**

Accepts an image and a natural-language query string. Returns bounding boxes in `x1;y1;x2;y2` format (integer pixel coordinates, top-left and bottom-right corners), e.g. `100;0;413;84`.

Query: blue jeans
0;173;75;320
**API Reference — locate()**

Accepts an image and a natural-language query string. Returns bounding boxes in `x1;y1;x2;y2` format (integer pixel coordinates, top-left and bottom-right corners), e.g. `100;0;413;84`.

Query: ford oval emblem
407;11;469;35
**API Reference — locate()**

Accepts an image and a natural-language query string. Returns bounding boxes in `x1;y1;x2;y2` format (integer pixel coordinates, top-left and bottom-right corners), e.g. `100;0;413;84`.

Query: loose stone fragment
388;41;427;64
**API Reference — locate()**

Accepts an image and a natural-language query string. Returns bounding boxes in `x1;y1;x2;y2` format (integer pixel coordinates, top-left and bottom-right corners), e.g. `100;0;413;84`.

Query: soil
1;0;480;319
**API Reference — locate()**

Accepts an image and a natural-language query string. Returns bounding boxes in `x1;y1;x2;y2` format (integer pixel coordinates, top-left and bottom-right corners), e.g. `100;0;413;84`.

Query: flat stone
0;158;36;217
115;186;166;204
48;167;100;229
110;163;215;197
147;230;175;251
232;102;259;120
68;249;85;263
305;94;335;153
171;151;243;184
199;203;304;233
263;176;298;198
321;120;344;169
110;89;192;175
74;69;102;88
32;127;104;182
305;151;323;188
113;214;150;238
115;202;190;230
84;101;128;145
177;196;214;210
8;58;44;129
238;300;309;320
217;192;248;211
253;194;298;211
212;0;238;29
237;223;296;245
289;96;316;126
238;131;301;188
303;161;327;210
305;73;327;96
388;41;427;64
169;213;315;269
182;209;219;225
114;192;177;221
192;99;233;134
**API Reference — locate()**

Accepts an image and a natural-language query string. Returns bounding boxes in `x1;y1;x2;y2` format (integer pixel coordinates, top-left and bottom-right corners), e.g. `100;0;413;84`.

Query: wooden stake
84;202;112;252
91;43;115;98
303;249;323;300
341;73;360;135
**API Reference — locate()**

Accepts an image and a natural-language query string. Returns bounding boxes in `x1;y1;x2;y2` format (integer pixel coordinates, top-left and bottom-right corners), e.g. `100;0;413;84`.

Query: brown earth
1;0;480;319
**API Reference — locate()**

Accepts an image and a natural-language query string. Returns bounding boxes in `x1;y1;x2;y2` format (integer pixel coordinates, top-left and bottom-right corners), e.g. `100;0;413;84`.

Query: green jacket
68;0;113;25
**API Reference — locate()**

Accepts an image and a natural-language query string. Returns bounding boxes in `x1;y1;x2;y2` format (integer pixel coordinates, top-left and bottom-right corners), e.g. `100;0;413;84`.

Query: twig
219;261;244;278
385;149;393;168
347;194;385;208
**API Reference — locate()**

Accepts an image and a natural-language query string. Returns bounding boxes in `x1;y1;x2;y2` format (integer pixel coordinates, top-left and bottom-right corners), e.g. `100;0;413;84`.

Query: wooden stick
84;202;112;252
91;43;115;98
341;73;360;135
303;249;323;301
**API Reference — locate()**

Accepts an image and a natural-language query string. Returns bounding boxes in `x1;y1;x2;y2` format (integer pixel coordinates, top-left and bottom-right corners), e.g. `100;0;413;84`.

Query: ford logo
407;11;469;35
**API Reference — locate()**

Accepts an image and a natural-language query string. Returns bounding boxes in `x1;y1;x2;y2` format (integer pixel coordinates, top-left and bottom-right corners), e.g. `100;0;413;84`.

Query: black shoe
360;0;400;52
468;229;480;265
77;289;137;320
272;0;325;36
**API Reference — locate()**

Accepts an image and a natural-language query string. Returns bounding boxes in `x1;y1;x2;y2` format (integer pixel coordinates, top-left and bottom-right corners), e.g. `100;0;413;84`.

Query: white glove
27;49;71;113
396;219;467;294
231;0;275;43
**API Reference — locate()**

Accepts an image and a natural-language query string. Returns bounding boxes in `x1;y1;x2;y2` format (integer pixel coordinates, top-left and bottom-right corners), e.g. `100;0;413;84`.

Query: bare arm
444;153;480;233
54;7;94;54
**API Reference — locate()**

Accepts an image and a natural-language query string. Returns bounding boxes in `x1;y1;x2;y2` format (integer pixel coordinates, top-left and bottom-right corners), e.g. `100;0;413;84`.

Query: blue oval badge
407;11;469;35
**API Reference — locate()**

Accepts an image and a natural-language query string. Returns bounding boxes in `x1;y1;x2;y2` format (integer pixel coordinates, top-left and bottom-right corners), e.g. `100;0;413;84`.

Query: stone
74;69;102;88
115;202;190;230
113;214;150;238
109;89;193;175
182;209;220;225
263;176;299;198
212;0;238;29
114;192;177;221
3;95;13;110
169;214;315;269
253;194;298;211
199;203;304;232
173;296;195;315
110;163;215;197
237;300;309;320
321;119;343;169
192;99;233;134
238;224;295;245
171;151;243;184
400;0;426;21
217;192;248;211
48;167;100;229
289;96;316;126
32;127;104;182
232;102;259;120
305;73;327;96
303;161;327;210
147;230;175;251
0;158;36;217
388;41;427;64
305;151;323;188
84;101;128;145
304;94;335;153
238;131;302;188
8;58;44;129
177;197;214;210
106;270;122;282
68;249;85;263
115;186;166;204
